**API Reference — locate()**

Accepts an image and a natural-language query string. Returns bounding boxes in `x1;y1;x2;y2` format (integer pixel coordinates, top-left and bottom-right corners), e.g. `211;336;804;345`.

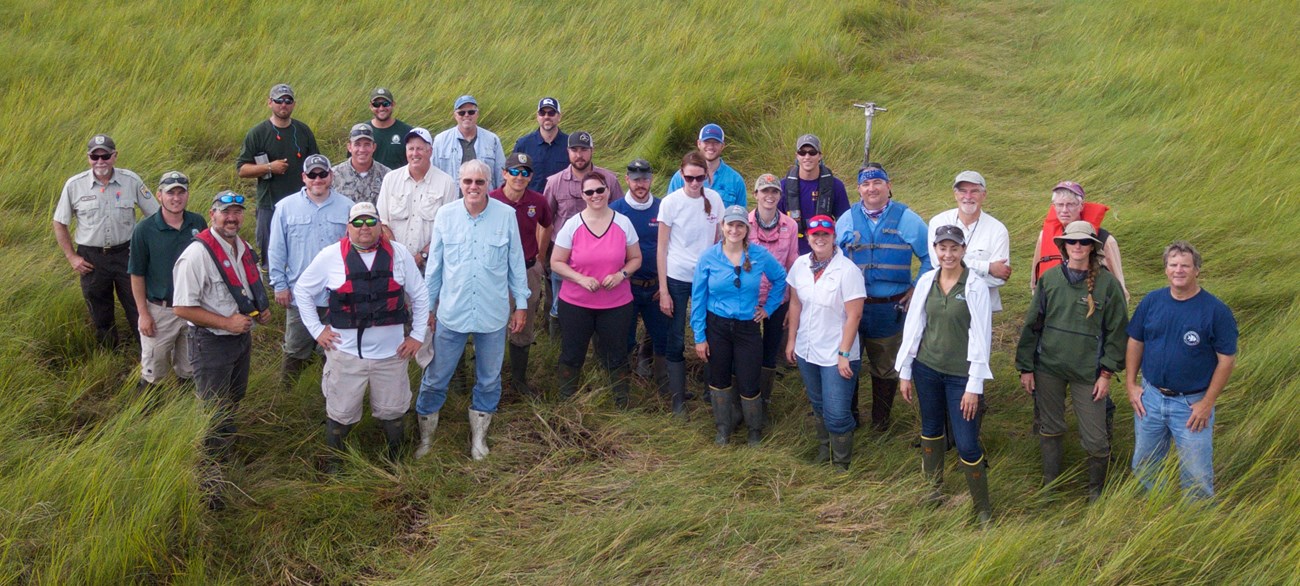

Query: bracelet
837;350;852;359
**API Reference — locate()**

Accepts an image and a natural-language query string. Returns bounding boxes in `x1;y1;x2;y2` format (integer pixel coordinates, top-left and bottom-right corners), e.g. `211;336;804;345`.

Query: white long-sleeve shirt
927;209;1009;312
894;268;994;395
294;239;429;360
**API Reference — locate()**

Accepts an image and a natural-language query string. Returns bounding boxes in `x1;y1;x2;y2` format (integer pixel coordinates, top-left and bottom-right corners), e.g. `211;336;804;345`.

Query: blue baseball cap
699;123;725;143
537;97;560;113
453;95;477;109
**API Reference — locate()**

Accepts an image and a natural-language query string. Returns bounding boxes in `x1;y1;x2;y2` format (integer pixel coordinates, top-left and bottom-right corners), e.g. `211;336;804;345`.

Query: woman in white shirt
784;215;865;471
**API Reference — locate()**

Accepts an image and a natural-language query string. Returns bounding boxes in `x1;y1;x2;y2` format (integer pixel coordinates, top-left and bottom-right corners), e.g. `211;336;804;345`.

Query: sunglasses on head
306;170;330;179
456;109;477;117
350;217;379;227
461;178;487;186
682;174;707;183
371;100;392;108
806;219;834;230
89;152;113;161
582;187;607;196
507;168;532;177
217;194;246;204
271;97;294;105
797;149;820;157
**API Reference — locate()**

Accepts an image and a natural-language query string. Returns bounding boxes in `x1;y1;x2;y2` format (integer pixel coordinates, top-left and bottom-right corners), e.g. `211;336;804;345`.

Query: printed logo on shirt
811;190;820;200
526;205;537;218
140;185;153;199
191;228;200;237
955;293;966;301
648;218;659;227
1183;330;1201;347
78;195;97;203
391;135;401;144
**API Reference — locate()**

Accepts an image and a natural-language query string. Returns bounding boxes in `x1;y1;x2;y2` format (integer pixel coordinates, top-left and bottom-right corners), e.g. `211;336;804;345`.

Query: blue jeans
1132;380;1215;499
415;326;506;414
665;277;692;363
797;356;861;434
626;283;668;356
859;299;905;340
912;360;985;464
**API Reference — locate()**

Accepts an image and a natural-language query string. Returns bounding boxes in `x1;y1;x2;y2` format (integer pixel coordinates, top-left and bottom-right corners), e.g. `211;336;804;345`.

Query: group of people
52;83;1238;518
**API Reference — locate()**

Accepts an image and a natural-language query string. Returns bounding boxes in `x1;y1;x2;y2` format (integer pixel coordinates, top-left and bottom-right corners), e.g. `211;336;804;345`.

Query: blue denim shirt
667;159;748;209
426;198;530;333
690;243;787;343
268;189;354;295
431;126;507;189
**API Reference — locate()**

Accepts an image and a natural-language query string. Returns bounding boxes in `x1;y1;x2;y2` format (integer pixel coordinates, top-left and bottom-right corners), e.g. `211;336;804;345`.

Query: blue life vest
842;202;914;285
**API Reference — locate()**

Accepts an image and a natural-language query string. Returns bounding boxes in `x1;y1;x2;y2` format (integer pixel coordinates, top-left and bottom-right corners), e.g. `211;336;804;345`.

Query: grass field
2;0;1299;583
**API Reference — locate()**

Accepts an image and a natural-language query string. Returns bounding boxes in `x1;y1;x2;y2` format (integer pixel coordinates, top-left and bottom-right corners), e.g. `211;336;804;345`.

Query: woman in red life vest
1030;181;1129;302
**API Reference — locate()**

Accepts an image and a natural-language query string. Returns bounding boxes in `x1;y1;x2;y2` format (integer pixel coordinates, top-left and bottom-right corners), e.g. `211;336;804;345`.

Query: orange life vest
1033;202;1109;280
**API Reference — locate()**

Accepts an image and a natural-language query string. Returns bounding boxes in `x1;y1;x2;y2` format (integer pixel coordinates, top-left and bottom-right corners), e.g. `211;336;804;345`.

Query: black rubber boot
557;363;580;400
652;356;669;398
813;416;830;463
870;376;897;432
380;417;404;461
1040;435;1064;487
508;343;535;397
709;386;737;445
667;360;688;421
1105;396;1116;462
282;355;308;389
324;418;354;474
830;431;854;471
611;366;631;409
741;394;765;446
1087;455;1109;502
759;367;777;409
921;436;947;505
961;458;992;526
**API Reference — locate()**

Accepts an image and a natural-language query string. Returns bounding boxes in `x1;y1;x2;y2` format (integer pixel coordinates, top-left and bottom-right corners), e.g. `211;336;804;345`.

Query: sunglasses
306;171;330;179
538;109;558;117
350;217;379;227
797;149;820;157
507;168;533;177
271;97;294;105
371;100;392;108
733;265;743;289
461;178;487;186
456;109;478;117
217;194;246;204
89;152;114;161
682;174;707;183
1064;240;1093;247
806;219;834;231
582;187;607;196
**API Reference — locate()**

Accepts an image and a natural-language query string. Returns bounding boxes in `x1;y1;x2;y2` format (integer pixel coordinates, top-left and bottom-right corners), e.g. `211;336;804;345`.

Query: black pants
558;299;633;372
705;313;763;399
77;245;138;346
189;327;252;458
760;303;788;369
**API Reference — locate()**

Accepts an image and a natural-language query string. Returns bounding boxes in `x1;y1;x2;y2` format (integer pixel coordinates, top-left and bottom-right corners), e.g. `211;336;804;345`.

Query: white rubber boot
414;412;439;459
469;409;493;461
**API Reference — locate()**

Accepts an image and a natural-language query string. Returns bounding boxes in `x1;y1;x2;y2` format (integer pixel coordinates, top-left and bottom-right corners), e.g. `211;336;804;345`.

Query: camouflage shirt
330;159;392;205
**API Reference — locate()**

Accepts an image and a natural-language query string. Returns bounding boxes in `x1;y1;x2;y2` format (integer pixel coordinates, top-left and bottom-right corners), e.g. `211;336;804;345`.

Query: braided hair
1058;239;1102;318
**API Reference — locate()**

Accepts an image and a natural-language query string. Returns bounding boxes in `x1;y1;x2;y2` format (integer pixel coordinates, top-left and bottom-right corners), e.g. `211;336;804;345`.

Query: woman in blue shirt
691;206;787;445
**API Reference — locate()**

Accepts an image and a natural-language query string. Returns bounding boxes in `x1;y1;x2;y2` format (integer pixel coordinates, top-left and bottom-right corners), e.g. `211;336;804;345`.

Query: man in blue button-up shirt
512;97;569;193
268;154;354;385
414;160;530;462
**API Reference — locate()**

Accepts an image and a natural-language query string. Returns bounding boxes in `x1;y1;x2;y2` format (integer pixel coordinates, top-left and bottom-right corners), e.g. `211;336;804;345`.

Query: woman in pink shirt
748;173;799;407
551;173;642;407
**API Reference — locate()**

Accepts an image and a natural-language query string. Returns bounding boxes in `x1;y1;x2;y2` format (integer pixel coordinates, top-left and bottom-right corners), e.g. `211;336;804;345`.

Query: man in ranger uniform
836;164;931;432
294;202;428;472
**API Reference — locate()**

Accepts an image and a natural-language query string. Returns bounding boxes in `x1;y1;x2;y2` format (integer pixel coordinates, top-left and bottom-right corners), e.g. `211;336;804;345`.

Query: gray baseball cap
796;134;821;152
158;171;189;191
212;190;247;210
269;83;294;100
722;205;749;225
87;134;116;153
568;130;594;149
303;154;331;173
349;123;375;143
953;170;986;189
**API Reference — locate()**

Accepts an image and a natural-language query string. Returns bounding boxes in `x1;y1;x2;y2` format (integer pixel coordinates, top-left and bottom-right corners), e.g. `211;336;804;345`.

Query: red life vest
326;236;409;331
1034;202;1109;280
193;229;269;316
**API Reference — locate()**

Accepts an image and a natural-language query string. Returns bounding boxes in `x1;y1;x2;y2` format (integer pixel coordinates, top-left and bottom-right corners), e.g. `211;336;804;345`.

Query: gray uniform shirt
53;168;159;246
172;235;256;336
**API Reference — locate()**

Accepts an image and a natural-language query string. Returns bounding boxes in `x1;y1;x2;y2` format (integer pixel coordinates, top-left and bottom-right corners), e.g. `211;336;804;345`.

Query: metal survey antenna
853;101;887;165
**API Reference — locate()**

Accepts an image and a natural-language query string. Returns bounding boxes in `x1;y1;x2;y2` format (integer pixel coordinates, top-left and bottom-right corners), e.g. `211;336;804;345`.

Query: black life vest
783;163;836;237
326;237;410;331
194;229;269;316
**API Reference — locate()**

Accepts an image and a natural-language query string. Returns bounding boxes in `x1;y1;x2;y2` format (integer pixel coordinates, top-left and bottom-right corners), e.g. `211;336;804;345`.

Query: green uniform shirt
369;119;414;170
1015;266;1128;383
917;269;972;377
236;119;319;209
127;210;207;302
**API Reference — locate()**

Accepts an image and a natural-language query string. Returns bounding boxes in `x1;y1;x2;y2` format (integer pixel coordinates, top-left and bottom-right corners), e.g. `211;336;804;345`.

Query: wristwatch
620;270;629;279
837;350;852;359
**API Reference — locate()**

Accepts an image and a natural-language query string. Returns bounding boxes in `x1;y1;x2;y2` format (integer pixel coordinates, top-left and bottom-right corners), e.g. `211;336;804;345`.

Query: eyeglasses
1052;202;1082;209
797;149;820;157
456;109;478;117
461;178;487;186
350;217;379;227
955;188;985;195
271;97;294;105
306;171;330;179
217;194;246;204
806;219;834;231
89;152;114;161
538;109;558;117
582;187;607;196
733;265;742;288
507;168;532;177
371;100;392;108
682;174;707;183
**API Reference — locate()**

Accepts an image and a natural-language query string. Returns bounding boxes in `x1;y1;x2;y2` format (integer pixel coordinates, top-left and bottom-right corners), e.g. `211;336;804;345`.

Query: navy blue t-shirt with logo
1127;287;1238;393
609;195;661;281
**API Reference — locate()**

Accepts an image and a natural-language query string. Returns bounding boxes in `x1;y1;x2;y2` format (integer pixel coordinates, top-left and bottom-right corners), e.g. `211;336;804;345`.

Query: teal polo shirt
128;210;207;302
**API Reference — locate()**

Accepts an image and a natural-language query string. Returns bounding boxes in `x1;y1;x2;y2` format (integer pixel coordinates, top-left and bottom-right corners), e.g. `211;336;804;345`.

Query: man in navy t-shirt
609;158;668;390
1126;241;1237;499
